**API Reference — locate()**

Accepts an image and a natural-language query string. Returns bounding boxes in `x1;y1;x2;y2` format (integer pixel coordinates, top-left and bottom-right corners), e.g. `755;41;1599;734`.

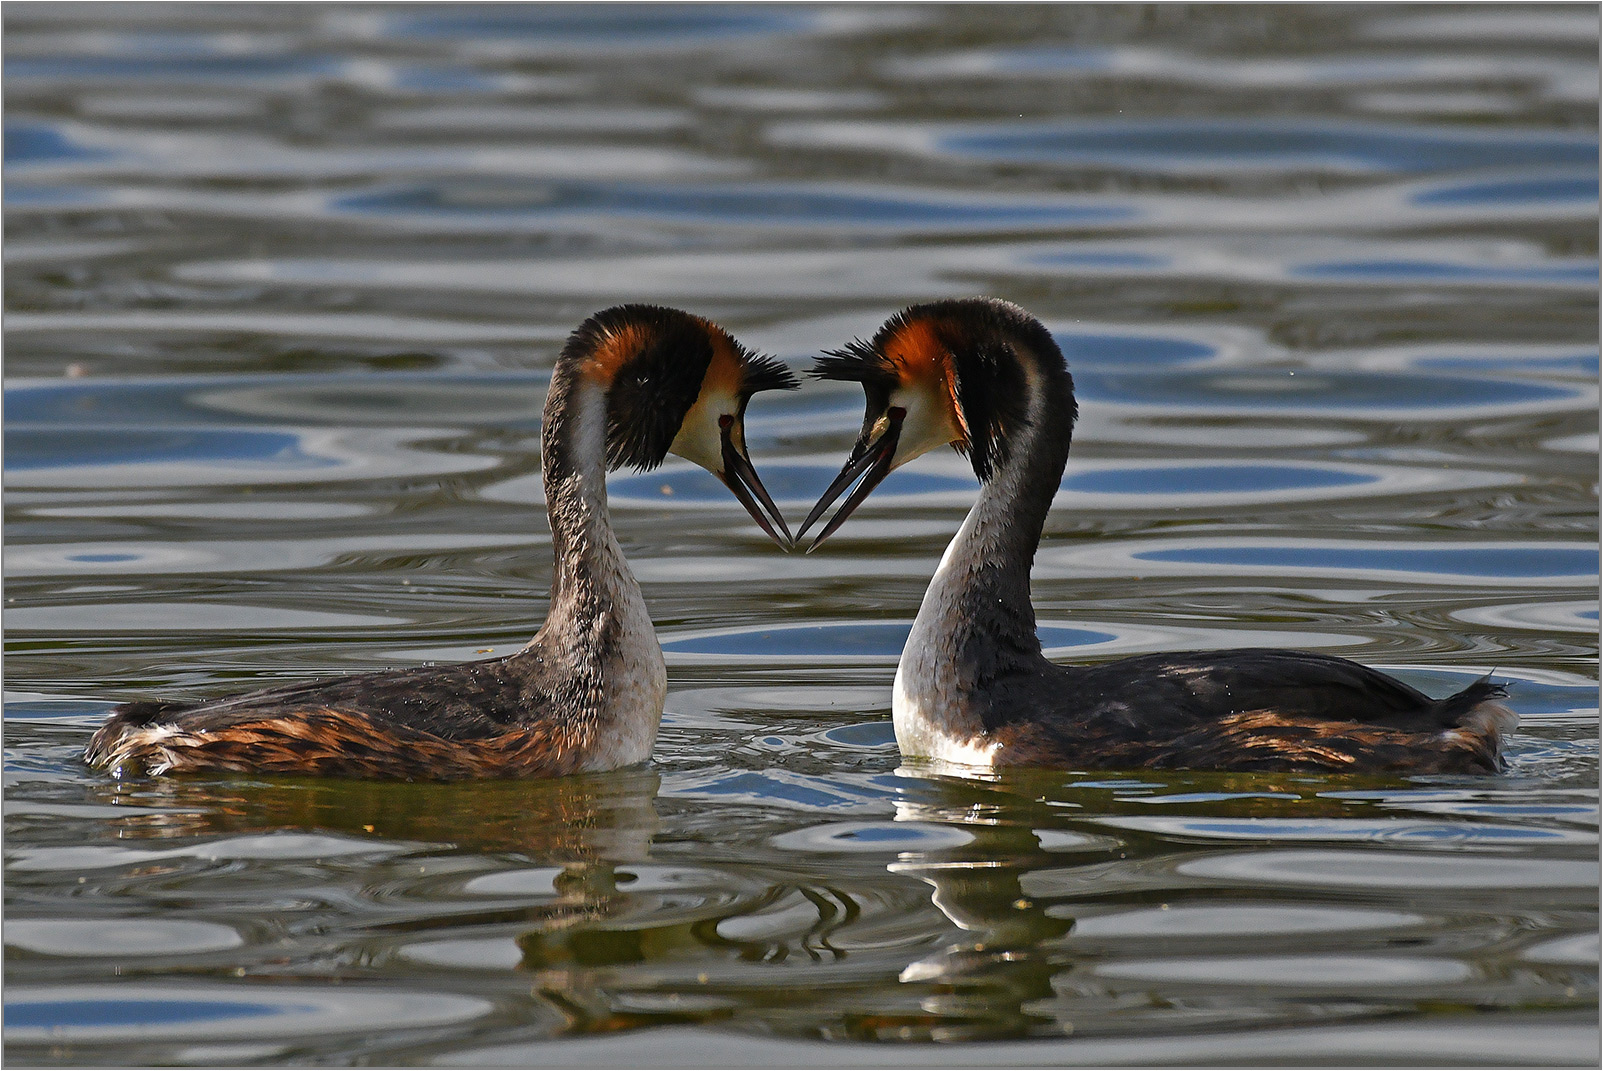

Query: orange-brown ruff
85;305;796;780
804;298;1516;774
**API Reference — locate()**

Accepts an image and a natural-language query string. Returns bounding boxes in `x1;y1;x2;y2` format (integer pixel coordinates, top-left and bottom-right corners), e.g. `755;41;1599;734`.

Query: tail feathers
1435;675;1510;723
1436;675;1518;771
85;701;198;772
84;721;166;773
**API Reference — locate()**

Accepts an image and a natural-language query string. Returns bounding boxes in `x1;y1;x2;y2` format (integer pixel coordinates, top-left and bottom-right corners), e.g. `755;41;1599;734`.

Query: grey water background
3;3;1598;1065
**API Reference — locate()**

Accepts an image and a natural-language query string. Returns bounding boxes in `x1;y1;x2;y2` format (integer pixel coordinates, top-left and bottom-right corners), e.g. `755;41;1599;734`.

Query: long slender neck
897;362;1074;736
525;361;664;753
540;366;627;611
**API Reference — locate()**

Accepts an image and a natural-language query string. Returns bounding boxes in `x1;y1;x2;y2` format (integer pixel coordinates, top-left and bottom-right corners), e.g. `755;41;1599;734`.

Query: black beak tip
719;428;793;551
799;412;904;553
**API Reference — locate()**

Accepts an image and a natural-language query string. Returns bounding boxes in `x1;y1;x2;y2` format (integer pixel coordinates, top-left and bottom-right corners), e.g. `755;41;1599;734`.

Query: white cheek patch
669;389;736;474
888;383;964;470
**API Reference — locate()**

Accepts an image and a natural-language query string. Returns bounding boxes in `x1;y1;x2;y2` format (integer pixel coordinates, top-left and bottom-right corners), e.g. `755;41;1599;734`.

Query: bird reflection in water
884;772;1079;1041
515;855;863;1034
880;765;1439;1041
94;767;664;1021
94;766;662;859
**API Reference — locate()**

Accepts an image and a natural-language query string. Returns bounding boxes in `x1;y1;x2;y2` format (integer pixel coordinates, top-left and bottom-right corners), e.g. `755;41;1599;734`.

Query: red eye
718;414;734;428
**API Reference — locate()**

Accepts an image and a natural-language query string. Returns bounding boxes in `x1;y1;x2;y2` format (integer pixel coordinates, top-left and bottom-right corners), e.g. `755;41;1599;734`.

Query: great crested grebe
801;297;1515;774
86;305;797;780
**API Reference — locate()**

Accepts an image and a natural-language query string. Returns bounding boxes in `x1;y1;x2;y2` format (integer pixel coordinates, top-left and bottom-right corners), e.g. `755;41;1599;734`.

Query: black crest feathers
740;350;800;396
812;337;900;395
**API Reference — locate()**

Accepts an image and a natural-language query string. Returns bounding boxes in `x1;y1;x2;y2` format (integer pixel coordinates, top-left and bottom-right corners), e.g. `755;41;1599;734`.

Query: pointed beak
720;417;793;549
797;407;905;553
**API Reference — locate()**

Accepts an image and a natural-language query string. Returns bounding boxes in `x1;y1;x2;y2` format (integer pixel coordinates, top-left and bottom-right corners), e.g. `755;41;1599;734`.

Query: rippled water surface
5;4;1599;1065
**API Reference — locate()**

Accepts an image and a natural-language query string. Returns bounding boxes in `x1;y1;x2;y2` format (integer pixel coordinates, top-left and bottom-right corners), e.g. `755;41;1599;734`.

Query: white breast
892;656;1001;768
584;555;668;772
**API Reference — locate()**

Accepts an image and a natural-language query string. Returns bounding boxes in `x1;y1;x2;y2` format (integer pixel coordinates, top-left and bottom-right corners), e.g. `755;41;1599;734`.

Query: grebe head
799;298;1071;550
568;304;799;546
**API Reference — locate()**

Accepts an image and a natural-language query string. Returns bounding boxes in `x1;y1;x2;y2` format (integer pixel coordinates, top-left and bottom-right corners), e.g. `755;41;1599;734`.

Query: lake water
4;4;1598;1065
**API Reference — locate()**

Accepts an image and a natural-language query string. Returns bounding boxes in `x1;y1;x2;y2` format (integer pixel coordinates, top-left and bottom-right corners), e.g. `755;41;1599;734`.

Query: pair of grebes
87;299;1514;780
